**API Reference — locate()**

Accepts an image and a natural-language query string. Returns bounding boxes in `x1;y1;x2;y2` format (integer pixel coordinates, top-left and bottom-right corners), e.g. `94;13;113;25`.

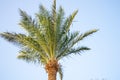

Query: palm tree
0;0;98;80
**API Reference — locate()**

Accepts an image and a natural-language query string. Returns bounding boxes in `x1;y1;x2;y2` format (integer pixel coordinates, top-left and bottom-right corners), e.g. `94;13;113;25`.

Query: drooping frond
17;49;40;63
56;29;98;59
58;64;63;80
0;32;39;51
59;46;90;59
0;32;49;64
17;48;47;64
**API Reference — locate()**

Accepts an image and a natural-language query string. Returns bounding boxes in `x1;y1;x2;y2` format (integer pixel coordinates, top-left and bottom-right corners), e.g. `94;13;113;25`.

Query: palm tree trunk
48;68;57;80
45;59;59;80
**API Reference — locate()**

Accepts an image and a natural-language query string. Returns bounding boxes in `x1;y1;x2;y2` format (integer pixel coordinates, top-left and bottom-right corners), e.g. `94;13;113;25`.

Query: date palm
0;0;98;80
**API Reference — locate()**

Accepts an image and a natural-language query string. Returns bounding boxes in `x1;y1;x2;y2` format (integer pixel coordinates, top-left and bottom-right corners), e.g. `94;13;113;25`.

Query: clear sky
0;0;120;80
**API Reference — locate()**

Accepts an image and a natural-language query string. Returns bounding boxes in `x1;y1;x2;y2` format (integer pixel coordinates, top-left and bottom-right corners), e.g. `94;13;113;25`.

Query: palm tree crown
0;0;98;80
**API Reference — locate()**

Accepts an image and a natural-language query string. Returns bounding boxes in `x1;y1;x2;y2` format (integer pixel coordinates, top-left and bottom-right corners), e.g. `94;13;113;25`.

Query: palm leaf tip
80;46;90;50
79;47;91;53
84;29;99;36
19;9;26;19
72;10;78;17
19;9;32;24
0;32;15;42
92;29;99;33
78;29;99;41
17;53;26;59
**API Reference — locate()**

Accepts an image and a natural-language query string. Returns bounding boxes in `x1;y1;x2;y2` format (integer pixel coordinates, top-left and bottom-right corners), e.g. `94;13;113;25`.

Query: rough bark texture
45;59;59;80
48;68;57;80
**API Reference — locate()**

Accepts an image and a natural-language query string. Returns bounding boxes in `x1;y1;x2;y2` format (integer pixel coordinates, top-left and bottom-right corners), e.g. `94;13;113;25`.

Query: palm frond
0;32;49;64
56;6;64;42
78;29;98;41
17;50;38;63
61;46;90;58
19;9;52;57
62;10;78;34
52;0;56;25
19;9;32;24
56;31;79;58
58;64;63;80
36;12;56;58
18;48;48;64
0;32;38;50
0;32;18;44
56;29;98;59
39;5;50;17
19;9;45;41
0;32;50;59
60;31;79;49
19;9;35;33
57;10;78;49
56;6;64;29
68;29;98;48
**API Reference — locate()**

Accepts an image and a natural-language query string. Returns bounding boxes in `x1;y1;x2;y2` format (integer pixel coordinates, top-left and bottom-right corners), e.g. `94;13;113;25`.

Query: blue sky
0;0;120;80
